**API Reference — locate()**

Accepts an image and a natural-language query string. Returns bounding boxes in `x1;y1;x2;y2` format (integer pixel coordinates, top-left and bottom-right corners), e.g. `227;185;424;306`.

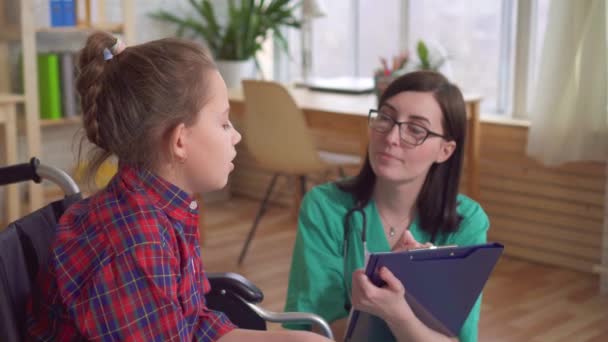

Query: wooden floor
200;197;608;341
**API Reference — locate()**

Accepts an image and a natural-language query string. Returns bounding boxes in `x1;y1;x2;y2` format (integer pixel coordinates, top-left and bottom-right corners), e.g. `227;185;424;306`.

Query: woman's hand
351;267;458;342
351;266;414;324
391;230;433;252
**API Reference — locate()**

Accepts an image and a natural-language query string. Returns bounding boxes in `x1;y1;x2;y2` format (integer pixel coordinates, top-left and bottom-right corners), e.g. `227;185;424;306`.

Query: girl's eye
223;121;233;130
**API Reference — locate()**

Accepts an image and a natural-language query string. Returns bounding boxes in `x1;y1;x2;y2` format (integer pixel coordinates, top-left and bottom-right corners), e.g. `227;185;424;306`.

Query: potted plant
373;40;452;102
413;40;449;72
151;0;302;87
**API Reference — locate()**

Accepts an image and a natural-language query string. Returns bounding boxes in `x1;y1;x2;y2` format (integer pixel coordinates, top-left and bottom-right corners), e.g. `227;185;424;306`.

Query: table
228;86;482;200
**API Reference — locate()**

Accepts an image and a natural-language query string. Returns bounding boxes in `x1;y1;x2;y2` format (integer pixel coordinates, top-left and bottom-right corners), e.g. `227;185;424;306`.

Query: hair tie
103;37;126;61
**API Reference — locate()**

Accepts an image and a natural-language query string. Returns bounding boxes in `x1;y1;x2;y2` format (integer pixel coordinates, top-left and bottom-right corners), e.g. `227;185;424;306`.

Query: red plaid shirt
26;165;235;341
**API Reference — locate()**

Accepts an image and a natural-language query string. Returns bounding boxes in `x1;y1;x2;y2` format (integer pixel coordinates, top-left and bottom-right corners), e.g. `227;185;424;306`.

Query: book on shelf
37;51;81;122
37;53;63;120
60;52;78;118
63;0;77;26
50;0;77;27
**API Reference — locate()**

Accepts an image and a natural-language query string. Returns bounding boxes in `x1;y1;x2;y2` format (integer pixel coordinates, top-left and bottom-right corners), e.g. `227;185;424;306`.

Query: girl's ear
436;140;456;164
169;123;188;163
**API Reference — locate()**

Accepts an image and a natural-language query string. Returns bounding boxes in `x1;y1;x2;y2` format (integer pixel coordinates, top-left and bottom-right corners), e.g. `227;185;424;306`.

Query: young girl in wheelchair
25;32;329;342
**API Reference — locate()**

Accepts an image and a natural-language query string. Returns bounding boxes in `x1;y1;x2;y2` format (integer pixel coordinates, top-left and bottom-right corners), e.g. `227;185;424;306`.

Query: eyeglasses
368;109;447;146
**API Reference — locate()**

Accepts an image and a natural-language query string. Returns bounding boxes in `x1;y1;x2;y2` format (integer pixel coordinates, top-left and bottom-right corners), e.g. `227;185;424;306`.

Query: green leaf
417;40;430;69
200;1;222;43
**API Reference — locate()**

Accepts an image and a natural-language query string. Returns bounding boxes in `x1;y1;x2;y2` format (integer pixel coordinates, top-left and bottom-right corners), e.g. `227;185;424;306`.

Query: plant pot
216;59;256;88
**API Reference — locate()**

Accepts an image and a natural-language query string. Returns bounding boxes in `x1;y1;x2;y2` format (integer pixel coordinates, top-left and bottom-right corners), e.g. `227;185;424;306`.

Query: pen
380;57;390;76
428;244;458;250
409;244;458;251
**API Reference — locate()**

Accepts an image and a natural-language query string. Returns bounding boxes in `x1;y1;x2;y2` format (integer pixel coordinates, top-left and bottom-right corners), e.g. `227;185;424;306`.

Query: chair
0;159;333;341
237;80;361;265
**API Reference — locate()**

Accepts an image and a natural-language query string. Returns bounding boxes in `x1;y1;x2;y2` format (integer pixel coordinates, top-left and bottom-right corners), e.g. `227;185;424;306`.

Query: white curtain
527;0;608;166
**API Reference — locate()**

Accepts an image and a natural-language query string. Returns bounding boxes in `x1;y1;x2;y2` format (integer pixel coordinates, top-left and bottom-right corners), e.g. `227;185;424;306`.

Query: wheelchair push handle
0;157;80;196
0;158;41;186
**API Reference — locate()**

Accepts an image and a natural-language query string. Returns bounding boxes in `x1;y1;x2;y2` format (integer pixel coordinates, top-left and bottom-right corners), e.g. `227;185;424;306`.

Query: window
358;0;401;77
311;0;356;77
280;0;551;118
408;0;508;113
275;2;353;81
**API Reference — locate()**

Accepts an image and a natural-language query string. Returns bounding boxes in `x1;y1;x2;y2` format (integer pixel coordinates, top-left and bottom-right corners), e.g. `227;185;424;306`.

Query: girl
284;71;490;341
26;32;329;342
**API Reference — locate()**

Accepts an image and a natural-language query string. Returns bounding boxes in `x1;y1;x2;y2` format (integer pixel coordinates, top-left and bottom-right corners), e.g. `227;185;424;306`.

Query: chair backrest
242;80;326;174
0;194;81;341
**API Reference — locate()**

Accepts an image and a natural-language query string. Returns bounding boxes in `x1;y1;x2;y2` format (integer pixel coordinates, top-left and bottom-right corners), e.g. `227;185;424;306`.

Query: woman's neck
372;177;425;218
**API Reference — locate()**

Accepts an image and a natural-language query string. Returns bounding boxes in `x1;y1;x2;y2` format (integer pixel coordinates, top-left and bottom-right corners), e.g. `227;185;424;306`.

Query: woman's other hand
351;266;413;325
391;230;433;252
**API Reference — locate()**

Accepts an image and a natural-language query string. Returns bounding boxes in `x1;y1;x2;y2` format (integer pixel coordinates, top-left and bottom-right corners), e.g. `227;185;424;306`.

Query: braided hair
75;31;217;183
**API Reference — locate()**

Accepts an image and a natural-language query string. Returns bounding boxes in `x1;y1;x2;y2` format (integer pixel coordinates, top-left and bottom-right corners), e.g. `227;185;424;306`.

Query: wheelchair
0;158;333;341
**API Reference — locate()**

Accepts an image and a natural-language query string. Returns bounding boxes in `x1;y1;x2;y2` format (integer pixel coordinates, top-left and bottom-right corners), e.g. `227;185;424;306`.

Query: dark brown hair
338;71;467;242
76;31;216;181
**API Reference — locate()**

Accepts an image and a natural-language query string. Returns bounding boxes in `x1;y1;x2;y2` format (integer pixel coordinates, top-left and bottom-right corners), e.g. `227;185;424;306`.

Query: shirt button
189;201;198;210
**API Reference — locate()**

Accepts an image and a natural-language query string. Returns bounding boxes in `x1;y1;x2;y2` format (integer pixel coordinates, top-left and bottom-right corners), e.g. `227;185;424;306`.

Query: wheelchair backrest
0;194;81;341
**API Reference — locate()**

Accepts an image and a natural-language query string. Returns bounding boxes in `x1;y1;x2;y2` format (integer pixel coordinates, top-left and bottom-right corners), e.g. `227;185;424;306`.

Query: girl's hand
392;230;433;252
351;266;414;324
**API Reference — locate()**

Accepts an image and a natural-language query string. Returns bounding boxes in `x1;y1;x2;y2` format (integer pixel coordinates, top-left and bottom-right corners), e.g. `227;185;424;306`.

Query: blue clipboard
345;242;504;341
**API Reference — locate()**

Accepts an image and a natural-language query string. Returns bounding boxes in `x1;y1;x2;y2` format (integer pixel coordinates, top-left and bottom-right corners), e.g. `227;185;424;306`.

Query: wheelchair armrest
236;298;335;340
207;272;264;304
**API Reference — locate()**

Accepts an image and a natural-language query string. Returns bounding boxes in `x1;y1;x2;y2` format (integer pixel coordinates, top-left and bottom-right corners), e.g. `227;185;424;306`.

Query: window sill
480;113;530;128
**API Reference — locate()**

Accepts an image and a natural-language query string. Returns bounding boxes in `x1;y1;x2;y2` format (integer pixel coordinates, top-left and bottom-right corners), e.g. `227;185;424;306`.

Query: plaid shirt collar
118;164;198;222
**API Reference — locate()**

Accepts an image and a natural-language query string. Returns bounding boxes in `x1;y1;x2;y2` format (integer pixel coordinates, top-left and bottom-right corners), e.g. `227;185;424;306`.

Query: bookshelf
36;23;125;34
0;94;21;222
40;115;82;127
0;0;135;223
0;0;42;223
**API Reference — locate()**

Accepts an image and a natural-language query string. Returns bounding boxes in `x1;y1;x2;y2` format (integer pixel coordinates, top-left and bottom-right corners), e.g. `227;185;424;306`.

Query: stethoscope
342;203;369;312
341;202;438;312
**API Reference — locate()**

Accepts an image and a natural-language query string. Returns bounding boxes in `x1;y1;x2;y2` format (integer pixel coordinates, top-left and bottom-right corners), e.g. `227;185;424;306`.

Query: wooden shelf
40;116;82;127
0;93;25;104
36;23;124;34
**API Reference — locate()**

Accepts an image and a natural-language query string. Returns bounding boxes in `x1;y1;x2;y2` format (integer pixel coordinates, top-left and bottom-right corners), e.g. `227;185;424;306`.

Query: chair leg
322;169;332;182
238;173;280;265
299;175;307;195
338;167;346;179
293;175;307;218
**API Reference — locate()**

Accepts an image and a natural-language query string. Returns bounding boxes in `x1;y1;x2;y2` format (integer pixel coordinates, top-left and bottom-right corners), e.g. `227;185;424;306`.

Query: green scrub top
284;182;490;342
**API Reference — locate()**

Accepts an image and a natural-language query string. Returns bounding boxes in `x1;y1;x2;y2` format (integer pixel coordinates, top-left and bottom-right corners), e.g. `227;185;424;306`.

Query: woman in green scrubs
284;71;489;342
